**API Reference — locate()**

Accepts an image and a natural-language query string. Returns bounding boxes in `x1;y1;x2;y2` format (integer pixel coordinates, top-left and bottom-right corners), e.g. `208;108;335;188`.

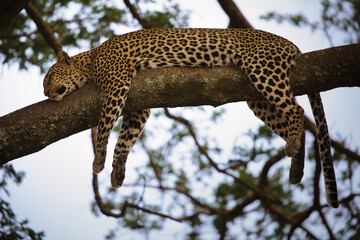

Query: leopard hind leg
247;100;305;184
242;56;305;159
309;93;338;208
247;100;289;140
111;109;150;188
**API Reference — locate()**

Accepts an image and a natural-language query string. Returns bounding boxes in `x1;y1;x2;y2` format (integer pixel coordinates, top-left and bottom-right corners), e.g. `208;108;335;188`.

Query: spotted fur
43;28;338;208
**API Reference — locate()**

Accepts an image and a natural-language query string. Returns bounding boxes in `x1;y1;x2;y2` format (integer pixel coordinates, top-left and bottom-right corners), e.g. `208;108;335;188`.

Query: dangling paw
285;135;302;158
93;148;107;174
110;155;127;188
289;130;306;184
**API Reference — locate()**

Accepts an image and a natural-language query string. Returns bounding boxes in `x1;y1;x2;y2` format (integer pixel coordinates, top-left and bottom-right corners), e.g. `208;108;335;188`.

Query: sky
0;0;359;239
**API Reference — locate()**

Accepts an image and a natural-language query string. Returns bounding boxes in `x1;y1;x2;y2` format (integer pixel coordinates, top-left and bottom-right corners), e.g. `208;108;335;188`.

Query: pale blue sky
0;0;359;239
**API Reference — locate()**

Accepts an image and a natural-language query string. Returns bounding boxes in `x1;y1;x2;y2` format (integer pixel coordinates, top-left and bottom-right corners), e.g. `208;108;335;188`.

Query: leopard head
43;51;89;101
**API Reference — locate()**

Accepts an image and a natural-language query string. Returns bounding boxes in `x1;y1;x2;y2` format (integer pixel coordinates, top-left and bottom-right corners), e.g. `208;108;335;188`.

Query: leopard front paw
289;131;306;184
110;155;127;188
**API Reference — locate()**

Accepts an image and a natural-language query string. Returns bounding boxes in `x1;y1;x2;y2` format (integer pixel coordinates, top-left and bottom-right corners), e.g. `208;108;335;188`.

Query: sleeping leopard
43;28;338;208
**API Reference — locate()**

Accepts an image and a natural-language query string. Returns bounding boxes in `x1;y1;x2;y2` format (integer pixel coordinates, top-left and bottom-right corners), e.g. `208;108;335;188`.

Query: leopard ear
57;50;71;65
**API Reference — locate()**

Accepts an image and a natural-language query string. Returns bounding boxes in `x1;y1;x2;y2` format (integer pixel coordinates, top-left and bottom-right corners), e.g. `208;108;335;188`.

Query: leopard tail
308;93;339;208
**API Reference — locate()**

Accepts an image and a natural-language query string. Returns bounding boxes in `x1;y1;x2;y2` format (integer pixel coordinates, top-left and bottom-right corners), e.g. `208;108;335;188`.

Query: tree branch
257;150;286;189
164;108;281;204
0;44;359;164
25;3;62;54
264;202;318;240
123;0;154;29
304;117;360;162
92;173;181;222
217;0;252;28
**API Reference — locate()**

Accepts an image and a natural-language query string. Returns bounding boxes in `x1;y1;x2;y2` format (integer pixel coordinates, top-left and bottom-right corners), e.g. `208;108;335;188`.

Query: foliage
136;0;189;28
260;0;360;45
93;108;360;239
0;165;45;240
0;0;188;72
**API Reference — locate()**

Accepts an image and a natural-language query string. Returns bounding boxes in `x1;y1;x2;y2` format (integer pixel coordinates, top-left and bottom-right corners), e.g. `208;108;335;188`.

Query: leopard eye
46;72;54;85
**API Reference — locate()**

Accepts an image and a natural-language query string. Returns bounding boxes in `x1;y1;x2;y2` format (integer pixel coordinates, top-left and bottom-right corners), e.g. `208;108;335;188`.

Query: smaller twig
136;176;147;205
132;183;216;213
339;193;359;205
139;139;163;187
92;173;182;222
123;0;154;29
91;124;181;222
224;159;248;170
304;116;360;163
318;209;336;240
0;32;35;40
163;108;221;172
92;173;122;218
288;206;316;237
25;2;62;54
287;141;322;239
258;150;285;189
163;108;281;205
227;194;257;219
91;127;97;154
322;21;334;47
177;210;213;221
123;201;182;222
264;203;318;240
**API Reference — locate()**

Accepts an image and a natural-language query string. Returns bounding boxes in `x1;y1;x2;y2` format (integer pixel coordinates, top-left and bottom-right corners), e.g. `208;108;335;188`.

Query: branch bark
0;44;359;164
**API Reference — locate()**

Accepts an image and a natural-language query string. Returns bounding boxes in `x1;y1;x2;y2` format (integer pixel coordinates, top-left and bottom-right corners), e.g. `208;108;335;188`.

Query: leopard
43;28;338;208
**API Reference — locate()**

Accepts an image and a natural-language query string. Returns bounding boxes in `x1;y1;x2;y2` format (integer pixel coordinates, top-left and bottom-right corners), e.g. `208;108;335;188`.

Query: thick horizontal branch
0;44;359;164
